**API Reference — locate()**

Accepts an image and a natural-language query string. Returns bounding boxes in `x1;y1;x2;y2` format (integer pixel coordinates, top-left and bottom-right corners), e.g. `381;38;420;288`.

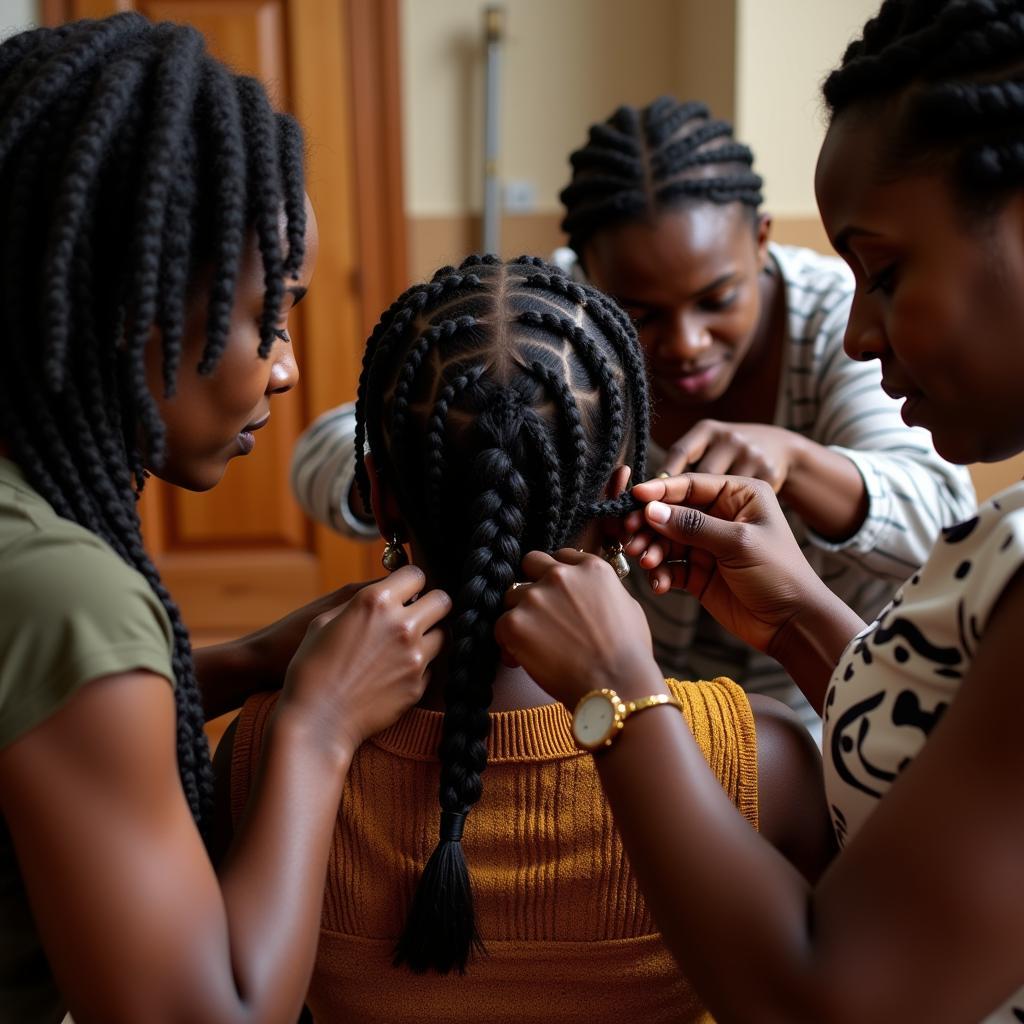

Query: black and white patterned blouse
823;481;1024;1022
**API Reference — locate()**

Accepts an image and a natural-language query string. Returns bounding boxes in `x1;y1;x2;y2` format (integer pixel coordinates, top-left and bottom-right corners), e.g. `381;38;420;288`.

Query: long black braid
824;0;1024;203
354;255;650;974
0;14;306;838
560;96;764;257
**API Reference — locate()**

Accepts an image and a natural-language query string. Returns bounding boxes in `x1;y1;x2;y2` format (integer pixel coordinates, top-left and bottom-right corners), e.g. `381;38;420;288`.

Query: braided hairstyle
0;15;306;837
354;254;650;974
560;96;764;258
823;0;1024;206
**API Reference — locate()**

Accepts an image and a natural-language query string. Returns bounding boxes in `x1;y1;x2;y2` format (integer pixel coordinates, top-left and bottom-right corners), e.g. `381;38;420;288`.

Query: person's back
231;678;755;1024
222;255;831;1022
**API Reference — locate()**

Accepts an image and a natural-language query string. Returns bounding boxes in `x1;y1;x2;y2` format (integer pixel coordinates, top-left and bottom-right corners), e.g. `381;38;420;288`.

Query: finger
552;547;590;565
494;610;523;664
419;623;447;665
728;455;767;481
406;587;453;632
639;540;666;569
371;563;427;603
503;580;532;610
630;475;753;516
694;438;742;477
662;422;711;475
624;528;655;557
644;496;748;557
521;550;560;580
623;508;646;533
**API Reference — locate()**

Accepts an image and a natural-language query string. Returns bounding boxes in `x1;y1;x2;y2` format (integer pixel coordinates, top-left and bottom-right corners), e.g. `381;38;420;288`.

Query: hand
239;581;375;689
495;550;663;708
661;420;804;492
624;474;830;657
282;566;450;758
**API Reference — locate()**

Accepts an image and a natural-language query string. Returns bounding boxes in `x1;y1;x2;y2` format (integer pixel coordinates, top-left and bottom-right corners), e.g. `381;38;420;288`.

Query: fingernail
647;501;670;524
652;577;660;592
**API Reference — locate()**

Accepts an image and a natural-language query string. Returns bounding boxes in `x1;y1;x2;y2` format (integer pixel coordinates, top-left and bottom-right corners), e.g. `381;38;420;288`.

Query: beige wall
1;0;37;38
674;0;736;122
734;0;880;217
401;0;679;218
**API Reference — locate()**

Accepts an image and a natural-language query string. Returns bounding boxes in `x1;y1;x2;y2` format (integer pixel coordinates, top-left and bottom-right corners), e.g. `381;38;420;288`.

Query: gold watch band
623;693;683;721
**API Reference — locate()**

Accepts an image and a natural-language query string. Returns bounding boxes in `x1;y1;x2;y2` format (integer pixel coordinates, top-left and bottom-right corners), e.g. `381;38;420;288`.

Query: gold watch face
572;692;617;749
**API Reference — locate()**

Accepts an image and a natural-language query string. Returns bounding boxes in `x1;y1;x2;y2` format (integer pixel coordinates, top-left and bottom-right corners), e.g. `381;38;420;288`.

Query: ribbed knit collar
371;700;585;764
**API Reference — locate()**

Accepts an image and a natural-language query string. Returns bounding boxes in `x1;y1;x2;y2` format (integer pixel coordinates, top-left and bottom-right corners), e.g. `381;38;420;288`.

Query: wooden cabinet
43;0;406;643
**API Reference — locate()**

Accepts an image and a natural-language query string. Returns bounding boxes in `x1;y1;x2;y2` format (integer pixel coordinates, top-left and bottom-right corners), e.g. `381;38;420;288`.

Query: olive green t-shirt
0;457;174;1023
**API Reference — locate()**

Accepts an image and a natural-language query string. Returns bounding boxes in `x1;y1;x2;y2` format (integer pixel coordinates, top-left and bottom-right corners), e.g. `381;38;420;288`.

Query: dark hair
560;96;764;257
354;254;650;974
823;0;1024;205
0;14;306;836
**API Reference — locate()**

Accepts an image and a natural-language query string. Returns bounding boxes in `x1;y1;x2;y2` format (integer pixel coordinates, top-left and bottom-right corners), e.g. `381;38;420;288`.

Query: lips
242;413;270;434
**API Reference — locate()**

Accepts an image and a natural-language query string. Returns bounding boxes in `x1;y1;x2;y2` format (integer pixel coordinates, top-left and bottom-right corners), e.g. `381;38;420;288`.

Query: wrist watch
570;687;683;752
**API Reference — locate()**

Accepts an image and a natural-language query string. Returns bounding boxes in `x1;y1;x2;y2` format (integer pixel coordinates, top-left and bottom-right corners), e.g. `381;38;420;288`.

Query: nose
660;310;711;362
269;338;299;395
843;290;887;363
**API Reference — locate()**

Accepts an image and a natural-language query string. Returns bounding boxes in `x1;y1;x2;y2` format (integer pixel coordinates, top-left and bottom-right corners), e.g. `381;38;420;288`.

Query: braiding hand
623;473;829;656
495;550;660;708
660;419;801;491
282;566;451;760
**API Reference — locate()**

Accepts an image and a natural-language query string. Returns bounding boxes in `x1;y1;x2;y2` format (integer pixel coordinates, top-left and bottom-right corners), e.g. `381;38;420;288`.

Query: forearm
194;640;272;721
591;665;827;1022
780;436;868;542
768;585;865;712
215;705;351;1021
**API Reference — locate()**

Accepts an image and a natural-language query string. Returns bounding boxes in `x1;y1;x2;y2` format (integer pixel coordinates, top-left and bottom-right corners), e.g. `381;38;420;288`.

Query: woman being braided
0;15;447;1024
498;2;1024;1021
221;255;832;1024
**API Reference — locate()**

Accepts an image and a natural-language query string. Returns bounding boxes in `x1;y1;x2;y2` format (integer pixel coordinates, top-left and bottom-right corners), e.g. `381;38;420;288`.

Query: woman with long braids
498;2;1024;1021
223;255;833;1023
290;97;976;735
0;15;448;1023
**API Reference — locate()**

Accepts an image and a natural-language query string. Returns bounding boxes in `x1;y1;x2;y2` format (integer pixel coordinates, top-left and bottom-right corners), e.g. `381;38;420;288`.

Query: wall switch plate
503;178;537;213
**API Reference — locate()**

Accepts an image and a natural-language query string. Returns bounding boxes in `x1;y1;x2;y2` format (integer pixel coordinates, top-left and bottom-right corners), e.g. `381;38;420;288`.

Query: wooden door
42;0;407;645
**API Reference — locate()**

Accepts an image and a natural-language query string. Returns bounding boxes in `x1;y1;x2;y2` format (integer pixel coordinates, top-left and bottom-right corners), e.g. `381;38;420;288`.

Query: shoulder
927;482;1024;631
749;694;835;881
0;506;173;750
771;243;854;337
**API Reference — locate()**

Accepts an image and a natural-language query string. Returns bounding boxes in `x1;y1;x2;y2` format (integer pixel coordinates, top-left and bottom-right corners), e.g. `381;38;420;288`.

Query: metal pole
482;5;504;254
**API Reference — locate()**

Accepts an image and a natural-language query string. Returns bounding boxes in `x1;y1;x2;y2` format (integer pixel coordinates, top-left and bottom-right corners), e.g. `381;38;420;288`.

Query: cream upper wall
0;0;38;38
401;0;679;217
734;0;881;217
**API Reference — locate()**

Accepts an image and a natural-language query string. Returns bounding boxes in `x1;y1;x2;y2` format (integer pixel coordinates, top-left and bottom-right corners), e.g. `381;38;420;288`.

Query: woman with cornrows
292;99;975;733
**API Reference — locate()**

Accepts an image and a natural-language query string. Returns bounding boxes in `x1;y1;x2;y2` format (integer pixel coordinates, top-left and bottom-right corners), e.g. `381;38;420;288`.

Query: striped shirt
290;244;976;733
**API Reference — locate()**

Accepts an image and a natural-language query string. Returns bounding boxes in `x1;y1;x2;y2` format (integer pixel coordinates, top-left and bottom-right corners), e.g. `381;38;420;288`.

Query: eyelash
866;265;897;296
272;327;290;343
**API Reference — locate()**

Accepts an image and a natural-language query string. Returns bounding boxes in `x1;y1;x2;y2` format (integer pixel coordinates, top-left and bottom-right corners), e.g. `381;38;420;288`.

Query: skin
582;201;868;541
495;105;1024;1022
0;210;453;1024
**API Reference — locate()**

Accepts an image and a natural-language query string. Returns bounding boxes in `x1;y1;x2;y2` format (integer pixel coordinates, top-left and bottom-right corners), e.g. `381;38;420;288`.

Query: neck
418;662;557;712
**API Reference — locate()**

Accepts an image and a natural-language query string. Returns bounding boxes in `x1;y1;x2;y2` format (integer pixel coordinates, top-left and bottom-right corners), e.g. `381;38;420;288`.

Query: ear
604;464;632;500
755;212;773;270
364;451;405;540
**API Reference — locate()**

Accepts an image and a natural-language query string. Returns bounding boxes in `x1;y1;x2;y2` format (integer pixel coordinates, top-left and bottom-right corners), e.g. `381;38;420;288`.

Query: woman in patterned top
495;2;1024;1022
291;99;975;733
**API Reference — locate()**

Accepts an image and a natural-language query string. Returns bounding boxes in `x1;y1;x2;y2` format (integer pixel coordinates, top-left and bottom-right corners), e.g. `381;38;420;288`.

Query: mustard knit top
230;678;758;1024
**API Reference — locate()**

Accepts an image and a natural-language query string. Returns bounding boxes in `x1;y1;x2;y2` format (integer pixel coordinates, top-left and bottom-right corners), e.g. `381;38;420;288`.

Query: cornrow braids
823;0;1024;203
354;255;649;974
560;96;764;256
0;14;306;838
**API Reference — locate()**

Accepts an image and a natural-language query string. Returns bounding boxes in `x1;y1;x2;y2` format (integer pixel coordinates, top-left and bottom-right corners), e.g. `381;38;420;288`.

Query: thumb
645;500;744;558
